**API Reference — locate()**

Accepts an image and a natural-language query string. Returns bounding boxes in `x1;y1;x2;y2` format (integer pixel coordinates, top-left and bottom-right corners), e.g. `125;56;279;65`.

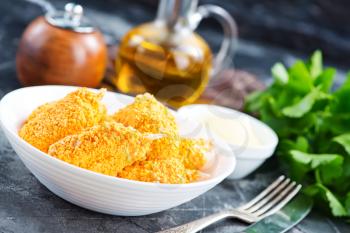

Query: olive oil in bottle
114;0;236;108
115;22;212;108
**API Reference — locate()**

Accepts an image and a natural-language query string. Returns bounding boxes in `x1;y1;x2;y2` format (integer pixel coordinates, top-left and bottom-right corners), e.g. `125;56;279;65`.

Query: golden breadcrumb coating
146;135;181;160
118;158;198;184
112;93;178;135
48;122;152;176
118;138;209;183
180;138;210;170
19;88;107;152
112;93;180;160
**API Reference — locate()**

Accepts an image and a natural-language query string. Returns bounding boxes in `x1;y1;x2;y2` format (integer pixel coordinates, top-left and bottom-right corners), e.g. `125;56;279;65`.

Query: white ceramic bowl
178;104;278;179
0;86;236;216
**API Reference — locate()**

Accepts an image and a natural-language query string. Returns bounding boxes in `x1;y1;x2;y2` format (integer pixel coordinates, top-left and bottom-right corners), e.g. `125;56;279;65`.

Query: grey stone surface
0;0;349;233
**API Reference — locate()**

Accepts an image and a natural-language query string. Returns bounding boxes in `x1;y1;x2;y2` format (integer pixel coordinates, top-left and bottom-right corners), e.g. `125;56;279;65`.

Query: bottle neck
156;0;198;29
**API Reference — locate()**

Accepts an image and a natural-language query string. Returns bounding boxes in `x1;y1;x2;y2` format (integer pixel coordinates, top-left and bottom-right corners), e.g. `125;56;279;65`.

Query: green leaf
290;150;312;164
346;193;350;214
314;68;335;92
305;184;348;216
319;156;343;184
244;91;266;113
319;185;348;216
272;87;297;111
304;184;320;196
282;88;320;118
294;137;309;152
289;158;310;181
272;63;289;84
310;50;323;79
280;137;309;153
333;133;350;155
289;150;343;169
265;96;278;116
331;72;350;114
288;60;313;94
344;156;350;177
322;113;350;135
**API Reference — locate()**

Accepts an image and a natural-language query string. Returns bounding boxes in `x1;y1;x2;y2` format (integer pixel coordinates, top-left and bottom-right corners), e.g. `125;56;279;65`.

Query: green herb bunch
245;51;350;217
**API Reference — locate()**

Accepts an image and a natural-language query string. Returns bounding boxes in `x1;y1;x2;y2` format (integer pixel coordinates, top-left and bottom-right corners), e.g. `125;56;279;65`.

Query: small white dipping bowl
0;86;236;216
178;104;278;179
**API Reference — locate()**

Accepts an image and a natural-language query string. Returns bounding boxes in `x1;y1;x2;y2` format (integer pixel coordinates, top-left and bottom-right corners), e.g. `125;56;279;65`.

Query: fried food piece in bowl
118;158;199;184
113;93;177;134
145;135;181;160
118;137;212;184
113;93;180;159
180;138;211;170
19;88;107;152
48;121;152;176
146;137;210;170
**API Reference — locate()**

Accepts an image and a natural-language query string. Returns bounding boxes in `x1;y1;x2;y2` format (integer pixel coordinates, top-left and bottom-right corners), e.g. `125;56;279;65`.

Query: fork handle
157;211;231;233
159;207;259;233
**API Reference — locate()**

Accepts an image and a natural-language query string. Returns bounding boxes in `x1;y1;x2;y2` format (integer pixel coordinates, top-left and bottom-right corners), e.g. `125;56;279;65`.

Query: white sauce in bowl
177;104;279;179
198;114;263;147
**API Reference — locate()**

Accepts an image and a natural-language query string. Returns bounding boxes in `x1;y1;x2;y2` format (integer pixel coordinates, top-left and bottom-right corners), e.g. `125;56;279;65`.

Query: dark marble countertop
0;1;349;232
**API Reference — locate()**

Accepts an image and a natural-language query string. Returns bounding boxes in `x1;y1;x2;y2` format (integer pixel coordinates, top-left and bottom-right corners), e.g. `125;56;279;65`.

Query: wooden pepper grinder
16;3;107;87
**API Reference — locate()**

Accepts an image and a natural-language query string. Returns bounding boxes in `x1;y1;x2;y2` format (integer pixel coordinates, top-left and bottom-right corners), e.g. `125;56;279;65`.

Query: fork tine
243;178;291;213
258;184;302;219
253;181;297;216
238;175;285;211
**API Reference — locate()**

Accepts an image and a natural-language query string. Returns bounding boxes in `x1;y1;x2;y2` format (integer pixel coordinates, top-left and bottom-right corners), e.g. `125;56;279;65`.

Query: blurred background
1;0;349;91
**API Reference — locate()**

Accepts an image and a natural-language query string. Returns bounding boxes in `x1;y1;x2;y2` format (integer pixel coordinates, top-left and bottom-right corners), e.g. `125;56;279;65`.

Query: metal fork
158;175;302;233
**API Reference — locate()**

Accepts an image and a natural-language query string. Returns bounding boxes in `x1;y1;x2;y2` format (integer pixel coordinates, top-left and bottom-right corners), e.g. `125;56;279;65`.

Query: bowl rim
177;104;279;158
0;85;236;189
